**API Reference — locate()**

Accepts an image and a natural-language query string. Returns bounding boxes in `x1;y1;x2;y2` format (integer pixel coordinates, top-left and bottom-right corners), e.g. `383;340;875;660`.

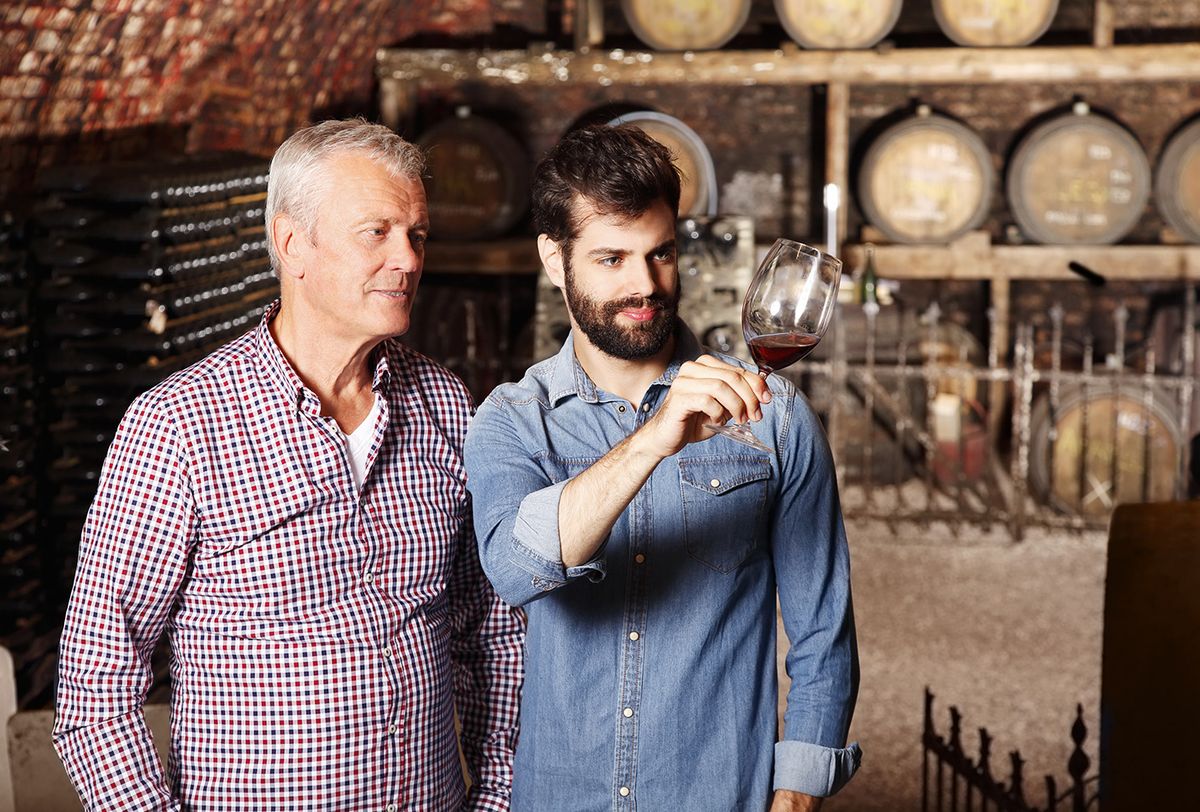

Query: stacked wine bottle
18;154;275;704
0;205;63;706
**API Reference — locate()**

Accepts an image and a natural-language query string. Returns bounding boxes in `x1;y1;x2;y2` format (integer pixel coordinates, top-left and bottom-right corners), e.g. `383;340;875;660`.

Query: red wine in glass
746;331;821;374
706;239;842;452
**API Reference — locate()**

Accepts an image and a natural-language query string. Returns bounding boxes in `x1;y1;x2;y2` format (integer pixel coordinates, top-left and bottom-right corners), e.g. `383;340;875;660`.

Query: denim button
618;404;626;413
628;631;639;641
622;707;633;718
619;787;630;797
634;554;645;564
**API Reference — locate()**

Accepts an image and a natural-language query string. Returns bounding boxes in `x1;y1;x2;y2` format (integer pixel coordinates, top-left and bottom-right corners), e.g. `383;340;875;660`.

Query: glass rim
771;238;840;266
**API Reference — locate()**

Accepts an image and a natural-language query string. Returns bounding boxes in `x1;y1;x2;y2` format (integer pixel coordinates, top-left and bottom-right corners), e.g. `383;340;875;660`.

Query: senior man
53;118;523;811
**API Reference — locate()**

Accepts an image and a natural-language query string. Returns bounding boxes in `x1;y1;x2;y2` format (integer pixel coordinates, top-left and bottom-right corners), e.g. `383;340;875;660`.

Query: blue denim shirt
464;326;860;811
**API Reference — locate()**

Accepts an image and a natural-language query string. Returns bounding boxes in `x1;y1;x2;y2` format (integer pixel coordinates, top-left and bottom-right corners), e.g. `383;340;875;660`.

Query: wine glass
707;238;843;452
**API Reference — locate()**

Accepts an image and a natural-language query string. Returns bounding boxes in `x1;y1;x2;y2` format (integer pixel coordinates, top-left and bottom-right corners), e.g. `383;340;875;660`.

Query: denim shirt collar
546;320;704;407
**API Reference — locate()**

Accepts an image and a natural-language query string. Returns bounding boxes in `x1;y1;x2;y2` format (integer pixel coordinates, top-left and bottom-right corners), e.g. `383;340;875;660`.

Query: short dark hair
531;124;682;244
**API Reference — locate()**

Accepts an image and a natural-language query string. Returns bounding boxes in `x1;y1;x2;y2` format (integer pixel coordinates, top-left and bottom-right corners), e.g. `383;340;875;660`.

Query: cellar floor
801;517;1106;812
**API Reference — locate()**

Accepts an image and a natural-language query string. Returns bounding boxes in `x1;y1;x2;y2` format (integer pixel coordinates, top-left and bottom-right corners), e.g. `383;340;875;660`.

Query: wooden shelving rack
378;0;1200;359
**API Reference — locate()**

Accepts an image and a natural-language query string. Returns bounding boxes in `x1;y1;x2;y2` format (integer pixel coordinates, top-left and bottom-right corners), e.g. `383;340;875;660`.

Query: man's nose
623;258;657;297
387;233;421;273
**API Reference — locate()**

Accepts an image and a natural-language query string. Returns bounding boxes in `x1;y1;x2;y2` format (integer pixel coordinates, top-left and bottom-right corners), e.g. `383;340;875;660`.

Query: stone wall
0;0;553;198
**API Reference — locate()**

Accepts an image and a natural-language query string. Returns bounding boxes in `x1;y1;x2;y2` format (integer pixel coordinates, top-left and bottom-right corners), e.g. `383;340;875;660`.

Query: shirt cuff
773;740;862;797
511;480;607;591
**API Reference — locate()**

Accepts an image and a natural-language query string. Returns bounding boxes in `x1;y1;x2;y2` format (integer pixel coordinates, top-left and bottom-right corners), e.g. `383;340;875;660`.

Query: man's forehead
570;197;673;242
320;151;424;191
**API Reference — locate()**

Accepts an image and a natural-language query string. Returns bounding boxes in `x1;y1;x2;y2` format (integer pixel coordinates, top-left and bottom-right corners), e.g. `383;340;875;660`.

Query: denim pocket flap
679;454;773;495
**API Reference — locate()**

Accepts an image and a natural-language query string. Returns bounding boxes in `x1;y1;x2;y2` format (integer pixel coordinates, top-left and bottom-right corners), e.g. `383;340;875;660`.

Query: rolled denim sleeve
773;740;862;797
771;384;862;796
465;397;607;607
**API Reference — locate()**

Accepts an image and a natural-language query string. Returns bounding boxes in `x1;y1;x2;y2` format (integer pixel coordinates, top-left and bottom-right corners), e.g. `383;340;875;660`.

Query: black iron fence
798;286;1198;539
923;688;1099;812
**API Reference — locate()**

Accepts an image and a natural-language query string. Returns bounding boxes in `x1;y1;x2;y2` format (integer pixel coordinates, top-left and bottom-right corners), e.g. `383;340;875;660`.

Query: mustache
603;293;675;311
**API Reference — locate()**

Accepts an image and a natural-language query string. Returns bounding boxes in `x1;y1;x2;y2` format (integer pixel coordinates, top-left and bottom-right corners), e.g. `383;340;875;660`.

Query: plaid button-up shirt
53;302;523;811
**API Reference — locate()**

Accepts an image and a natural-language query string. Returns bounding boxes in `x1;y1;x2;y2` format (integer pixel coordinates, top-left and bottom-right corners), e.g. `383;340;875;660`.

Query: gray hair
265;117;426;270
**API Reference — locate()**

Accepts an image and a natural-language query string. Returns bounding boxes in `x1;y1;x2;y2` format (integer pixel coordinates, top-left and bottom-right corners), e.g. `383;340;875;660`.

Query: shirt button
363;572;375;584
383;646;393;658
619;787;631;797
623;707;633;718
618;404;627;413
628;631;639;641
387;805;398;812
641;403;650;412
710;478;721;488
388;724;398;735
634;554;645;564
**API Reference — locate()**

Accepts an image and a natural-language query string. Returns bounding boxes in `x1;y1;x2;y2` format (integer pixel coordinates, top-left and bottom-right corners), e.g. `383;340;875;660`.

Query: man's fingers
670;380;754;425
679;357;767;420
689;356;771;402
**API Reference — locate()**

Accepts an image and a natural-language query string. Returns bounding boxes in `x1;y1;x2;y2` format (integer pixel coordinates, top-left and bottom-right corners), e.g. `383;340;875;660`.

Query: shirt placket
612;397;655;809
357;500;404;811
356;466;411;811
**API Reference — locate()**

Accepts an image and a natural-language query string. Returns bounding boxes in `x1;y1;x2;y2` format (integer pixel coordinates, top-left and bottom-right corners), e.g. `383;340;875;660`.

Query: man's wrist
771;789;821;812
625;415;674;466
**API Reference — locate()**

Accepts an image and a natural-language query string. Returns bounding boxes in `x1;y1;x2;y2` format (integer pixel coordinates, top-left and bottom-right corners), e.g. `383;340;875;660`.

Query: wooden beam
843;237;1200;282
423;238;540;275
378;44;1200;89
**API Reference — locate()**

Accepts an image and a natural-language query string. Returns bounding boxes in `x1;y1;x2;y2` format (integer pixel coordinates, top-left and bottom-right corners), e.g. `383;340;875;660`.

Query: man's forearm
558;428;665;567
771;790;822;812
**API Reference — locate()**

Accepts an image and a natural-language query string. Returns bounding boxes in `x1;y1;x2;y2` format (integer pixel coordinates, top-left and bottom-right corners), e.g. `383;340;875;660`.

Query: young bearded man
464;124;860;811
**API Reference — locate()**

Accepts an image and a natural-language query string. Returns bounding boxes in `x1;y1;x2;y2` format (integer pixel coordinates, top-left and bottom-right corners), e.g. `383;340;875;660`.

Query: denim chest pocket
679;454;774;573
536;451;603;484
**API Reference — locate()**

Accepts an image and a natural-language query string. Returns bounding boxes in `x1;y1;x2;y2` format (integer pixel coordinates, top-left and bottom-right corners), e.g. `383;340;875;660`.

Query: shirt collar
254;299;394;412
547;320;704;407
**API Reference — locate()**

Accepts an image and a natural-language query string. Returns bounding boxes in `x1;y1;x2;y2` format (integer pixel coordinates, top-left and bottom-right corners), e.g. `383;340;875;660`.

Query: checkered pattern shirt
53;302;523;812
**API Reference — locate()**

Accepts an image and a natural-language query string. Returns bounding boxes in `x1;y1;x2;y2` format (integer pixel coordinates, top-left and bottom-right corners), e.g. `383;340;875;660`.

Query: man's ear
538;234;566;290
271;213;306;280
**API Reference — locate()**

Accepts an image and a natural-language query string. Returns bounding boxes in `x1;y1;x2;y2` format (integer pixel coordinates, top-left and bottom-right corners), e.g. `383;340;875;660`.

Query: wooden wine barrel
1007;105;1151;245
932;0;1058;47
1029;381;1183;517
1154;117;1200;243
775;0;902;50
620;0;751;51
607;110;718;217
857;108;994;244
416;113;530;241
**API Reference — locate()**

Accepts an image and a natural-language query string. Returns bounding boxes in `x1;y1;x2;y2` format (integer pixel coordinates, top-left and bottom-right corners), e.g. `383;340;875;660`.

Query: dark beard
563;254;680;361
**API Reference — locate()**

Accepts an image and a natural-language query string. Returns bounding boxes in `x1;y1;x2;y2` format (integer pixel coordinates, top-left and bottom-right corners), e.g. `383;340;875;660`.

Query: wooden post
574;0;604;52
0;646;15;812
824;81;851;475
825;82;851;247
1093;0;1115;48
378;79;417;136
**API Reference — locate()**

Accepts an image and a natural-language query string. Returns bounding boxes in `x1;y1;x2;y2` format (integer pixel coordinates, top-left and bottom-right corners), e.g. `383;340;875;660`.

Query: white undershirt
342;396;381;489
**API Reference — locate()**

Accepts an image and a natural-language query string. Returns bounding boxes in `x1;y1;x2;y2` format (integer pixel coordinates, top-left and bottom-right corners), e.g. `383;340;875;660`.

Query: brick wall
0;0;551;199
